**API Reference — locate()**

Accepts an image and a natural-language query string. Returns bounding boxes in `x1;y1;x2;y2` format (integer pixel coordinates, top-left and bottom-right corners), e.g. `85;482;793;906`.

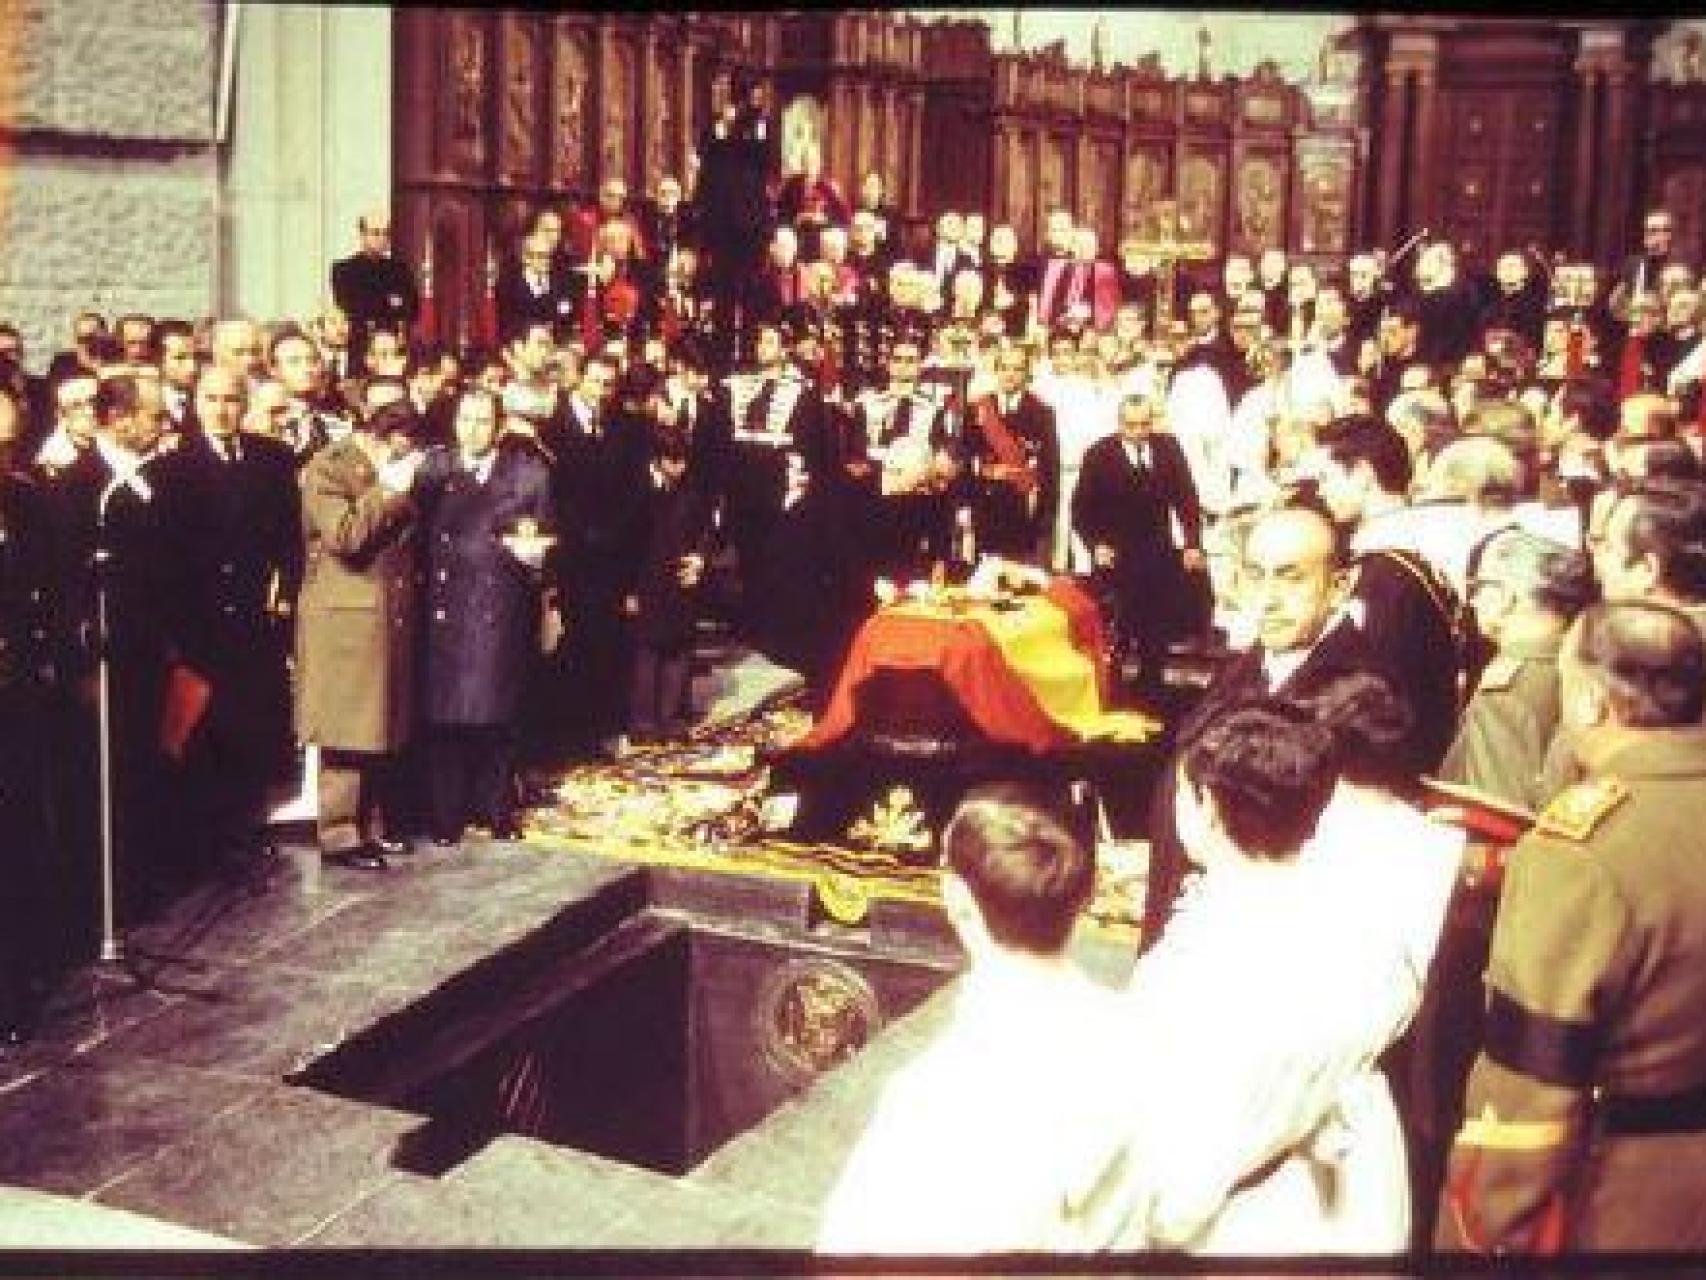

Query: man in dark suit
1141;503;1390;948
695;75;779;323
47;372;178;918
154;368;301;879
0;387;66;1041
963;345;1059;563
1073;393;1209;693
419;389;554;841
1310;414;1465;774
546;353;650;759
329;210;420;374
495;232;576;347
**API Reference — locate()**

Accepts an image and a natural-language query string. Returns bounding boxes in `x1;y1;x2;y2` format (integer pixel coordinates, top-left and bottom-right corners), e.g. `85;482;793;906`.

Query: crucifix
1128;200;1215;330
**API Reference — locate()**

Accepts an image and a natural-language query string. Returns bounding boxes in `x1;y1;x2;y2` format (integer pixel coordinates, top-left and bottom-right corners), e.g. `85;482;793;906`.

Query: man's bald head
212;319;263;379
1243;504;1345;655
196;365;247;439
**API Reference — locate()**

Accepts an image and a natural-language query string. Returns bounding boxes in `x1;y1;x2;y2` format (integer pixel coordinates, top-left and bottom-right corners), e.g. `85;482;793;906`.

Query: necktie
884;397;913;447
747;379;776;435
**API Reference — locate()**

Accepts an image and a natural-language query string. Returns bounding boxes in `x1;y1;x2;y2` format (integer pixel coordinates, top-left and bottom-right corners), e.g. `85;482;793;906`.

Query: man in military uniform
712;323;827;610
961;345;1058;564
295;400;424;870
1442;528;1597;813
1437;601;1706;1253
328;210;420;375
843;337;960;585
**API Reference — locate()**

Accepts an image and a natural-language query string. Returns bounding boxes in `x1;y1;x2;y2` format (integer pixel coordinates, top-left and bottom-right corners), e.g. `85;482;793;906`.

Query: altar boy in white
816;785;1136;1254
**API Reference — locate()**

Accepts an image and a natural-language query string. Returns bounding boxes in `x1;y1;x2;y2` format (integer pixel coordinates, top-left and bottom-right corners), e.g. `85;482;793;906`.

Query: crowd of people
2;76;1706;1254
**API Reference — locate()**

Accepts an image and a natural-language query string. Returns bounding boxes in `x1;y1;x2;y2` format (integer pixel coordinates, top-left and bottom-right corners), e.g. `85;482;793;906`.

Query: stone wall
0;0;218;373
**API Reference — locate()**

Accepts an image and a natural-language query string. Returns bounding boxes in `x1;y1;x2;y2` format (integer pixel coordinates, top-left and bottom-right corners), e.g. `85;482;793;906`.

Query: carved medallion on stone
754;958;880;1086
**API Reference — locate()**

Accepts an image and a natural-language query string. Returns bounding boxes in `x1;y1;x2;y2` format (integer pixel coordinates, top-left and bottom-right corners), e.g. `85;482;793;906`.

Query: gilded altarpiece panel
1177;148;1226;250
1123;145;1170;240
602;36;637;186
440;13;490;178
1040;133;1069;225
498;15;541;189
1292;140;1353;258
1232;147;1288;256
551;25;592;191
648;45;679;190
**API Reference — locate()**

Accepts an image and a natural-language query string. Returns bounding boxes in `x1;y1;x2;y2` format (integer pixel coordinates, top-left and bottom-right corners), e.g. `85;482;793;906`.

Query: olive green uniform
1436;730;1706;1253
1440;636;1571;814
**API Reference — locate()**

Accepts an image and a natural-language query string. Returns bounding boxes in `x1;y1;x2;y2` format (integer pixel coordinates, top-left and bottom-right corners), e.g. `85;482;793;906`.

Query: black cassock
329;251;420;367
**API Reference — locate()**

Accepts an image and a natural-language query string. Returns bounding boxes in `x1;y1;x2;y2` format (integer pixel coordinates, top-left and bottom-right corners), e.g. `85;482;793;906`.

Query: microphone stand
94;476;124;966
86;473;217;1001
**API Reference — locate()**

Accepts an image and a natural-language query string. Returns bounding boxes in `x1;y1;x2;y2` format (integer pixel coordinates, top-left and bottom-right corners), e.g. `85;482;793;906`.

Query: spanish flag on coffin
802;578;1159;753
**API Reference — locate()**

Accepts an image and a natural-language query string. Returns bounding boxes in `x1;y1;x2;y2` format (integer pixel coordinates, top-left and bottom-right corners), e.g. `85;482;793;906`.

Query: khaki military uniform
1439;636;1565;814
1436;730;1706;1253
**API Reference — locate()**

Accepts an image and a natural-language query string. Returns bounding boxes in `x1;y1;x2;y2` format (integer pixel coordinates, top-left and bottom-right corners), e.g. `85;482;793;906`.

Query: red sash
974;397;1038;497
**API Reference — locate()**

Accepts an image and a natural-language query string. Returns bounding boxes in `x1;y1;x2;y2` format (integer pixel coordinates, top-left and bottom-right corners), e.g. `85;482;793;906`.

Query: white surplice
816;960;1137;1255
1112;789;1461;1256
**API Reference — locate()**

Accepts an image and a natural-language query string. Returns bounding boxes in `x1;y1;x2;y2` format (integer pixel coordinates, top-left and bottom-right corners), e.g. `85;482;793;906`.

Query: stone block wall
0;0;218;373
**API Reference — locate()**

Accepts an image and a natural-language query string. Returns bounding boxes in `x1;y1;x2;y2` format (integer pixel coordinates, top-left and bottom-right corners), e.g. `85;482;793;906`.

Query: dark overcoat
419;446;554;726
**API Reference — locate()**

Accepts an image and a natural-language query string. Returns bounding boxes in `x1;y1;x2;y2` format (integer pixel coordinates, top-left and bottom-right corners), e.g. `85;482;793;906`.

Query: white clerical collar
462;451;495;483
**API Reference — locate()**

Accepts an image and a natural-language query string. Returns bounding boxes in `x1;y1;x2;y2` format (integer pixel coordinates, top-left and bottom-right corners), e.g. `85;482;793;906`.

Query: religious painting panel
782;94;827;179
856;84;877;186
647;43;680;191
602;35;639;187
428;201;469;348
1122;144;1171;242
440;11;490;178
896;96;918;210
1176;146;1226;251
1292;139;1353;258
498;14;541;189
827;83;854;195
1231;145;1288;257
1040;133;1070;227
551;23;593;192
1007;129;1036;249
1086;136;1122;251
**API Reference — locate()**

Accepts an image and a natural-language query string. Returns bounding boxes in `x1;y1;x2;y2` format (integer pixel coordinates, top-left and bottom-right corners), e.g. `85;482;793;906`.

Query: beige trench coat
293;437;419;753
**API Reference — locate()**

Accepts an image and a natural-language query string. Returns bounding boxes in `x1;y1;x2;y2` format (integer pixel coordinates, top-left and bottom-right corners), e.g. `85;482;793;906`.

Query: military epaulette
1478;655;1523;693
1535;777;1629;842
